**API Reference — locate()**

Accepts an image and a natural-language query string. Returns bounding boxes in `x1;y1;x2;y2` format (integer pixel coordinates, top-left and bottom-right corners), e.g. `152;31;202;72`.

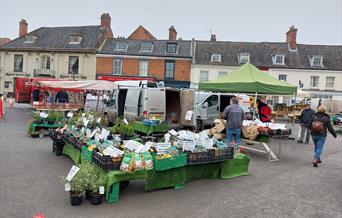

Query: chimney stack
169;26;177;40
100;13;113;38
19;19;28;37
210;34;216;42
286;26;297;50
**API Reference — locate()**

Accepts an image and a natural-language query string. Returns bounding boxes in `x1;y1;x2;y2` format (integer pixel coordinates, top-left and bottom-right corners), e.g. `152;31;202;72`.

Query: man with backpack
297;103;315;143
256;99;272;122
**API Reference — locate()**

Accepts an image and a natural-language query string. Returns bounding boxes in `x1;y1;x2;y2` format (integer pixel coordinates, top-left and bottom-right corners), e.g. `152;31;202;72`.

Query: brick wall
122;58;139;76
96;57;112;74
174;60;191;81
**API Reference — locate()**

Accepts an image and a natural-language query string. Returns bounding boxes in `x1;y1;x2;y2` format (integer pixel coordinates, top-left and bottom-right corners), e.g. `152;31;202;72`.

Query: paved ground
0;105;341;218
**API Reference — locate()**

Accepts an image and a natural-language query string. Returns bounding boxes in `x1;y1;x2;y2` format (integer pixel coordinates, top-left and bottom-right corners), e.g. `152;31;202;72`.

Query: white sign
39;112;48;119
99;186;105;195
100;128;110;140
65;182;71;192
135;143;150;153
168;129;178;136
86;129;92;138
180;140;196;152
82;113;86;117
103;145;124;157
97;118;101;123
95;133;102;141
185;110;193;121
67;112;73;118
123;118;128;125
124;140;143;151
66;165;80;182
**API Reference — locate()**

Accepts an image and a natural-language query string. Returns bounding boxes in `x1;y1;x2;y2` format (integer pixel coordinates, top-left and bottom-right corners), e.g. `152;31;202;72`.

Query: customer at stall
223;96;244;146
297;103;315;144
256;99;272;122
32;86;40;102
55;89;69;103
309;106;337;167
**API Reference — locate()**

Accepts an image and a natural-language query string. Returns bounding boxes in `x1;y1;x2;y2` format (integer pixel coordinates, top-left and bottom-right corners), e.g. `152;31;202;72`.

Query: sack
311;116;324;134
242;125;259;140
120;153;135;173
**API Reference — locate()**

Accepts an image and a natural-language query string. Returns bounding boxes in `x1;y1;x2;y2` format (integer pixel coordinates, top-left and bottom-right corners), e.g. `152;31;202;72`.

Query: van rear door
180;89;195;126
124;87;141;122
146;88;165;120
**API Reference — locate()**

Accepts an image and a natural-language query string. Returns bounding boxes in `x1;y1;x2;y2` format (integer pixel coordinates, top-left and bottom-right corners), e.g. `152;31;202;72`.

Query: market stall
199;63;297;161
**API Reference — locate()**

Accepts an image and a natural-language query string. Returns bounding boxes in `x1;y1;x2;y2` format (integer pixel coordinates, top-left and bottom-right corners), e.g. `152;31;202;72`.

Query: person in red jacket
256;99;272;122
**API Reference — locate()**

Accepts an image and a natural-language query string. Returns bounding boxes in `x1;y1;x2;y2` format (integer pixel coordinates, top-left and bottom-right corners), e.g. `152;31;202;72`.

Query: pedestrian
297;103;315;143
309;106;337;167
223;96;244;146
256;99;272;122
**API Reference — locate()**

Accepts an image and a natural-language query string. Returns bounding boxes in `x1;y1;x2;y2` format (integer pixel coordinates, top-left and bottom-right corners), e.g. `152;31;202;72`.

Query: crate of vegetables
93;150;122;171
152;153;187;171
186;151;211;165
211;147;234;162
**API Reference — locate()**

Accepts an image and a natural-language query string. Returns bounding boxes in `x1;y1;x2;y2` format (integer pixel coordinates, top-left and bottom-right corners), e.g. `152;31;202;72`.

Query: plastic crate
81;146;93;162
107;182;120;203
73;139;84;150
152;153;187;171
93;151;122;171
186;151;211;165
267;129;291;136
211;147;234;162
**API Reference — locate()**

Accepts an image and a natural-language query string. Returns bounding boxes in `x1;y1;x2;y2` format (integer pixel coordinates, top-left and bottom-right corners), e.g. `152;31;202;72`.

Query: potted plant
47;111;56;125
88;166;106;205
69;165;87;206
32;113;42;124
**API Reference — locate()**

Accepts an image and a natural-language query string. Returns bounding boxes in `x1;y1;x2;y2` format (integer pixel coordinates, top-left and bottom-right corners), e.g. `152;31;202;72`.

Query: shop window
113;59;122;75
139;60;148;76
14;54;23;72
165;60;175;79
68;56;79;74
41;55;51;69
326;77;335;89
310;76;319;88
4;81;11;89
200;71;209;81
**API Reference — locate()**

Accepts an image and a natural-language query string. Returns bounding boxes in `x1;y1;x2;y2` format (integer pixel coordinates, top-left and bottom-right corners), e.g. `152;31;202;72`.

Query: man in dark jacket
223;97;244;146
309;106;337;167
298;103;315;143
55;90;69;103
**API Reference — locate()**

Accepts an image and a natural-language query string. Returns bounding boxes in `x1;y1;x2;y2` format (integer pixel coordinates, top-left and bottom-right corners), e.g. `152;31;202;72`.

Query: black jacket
55;91;69;103
300;108;315;127
309;112;337;137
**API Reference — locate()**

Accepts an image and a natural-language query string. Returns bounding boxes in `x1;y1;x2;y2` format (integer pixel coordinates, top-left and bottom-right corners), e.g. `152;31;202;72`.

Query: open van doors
124;87;141;122
144;88;165;120
180;89;195;126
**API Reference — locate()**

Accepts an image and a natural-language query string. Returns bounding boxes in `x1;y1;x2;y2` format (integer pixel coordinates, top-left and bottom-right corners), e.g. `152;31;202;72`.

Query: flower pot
55;144;63;156
89;192;103;205
70;192;83;206
85;190;91;200
48;121;54;125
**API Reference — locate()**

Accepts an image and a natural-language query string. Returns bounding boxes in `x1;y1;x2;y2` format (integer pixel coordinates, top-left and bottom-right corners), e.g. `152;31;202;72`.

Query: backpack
311;116;324;133
260;105;272;122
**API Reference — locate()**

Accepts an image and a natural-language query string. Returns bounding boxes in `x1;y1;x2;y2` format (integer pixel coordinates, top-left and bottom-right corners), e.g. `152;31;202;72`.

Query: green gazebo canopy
198;63;297;95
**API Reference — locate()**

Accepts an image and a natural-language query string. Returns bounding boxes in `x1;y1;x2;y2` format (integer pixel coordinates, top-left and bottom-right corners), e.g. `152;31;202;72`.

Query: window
14;54;23;72
218;71;227;77
24;35;37;43
273;55;285;65
326;77;335;89
115;42;128;51
69;35;82;44
278;74;287;82
165;60;175;79
238;53;249;64
113;59;122;75
141;42;153;53
166;43;177;53
203;95;218;107
200;71;209;81
41;55;51;69
68;56;79;74
139;60;148;76
310;76;319;88
211;54;221;63
4;81;11;89
310;56;323;67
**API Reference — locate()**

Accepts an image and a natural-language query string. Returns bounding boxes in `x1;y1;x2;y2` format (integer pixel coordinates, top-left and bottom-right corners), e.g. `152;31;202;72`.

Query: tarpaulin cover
38;80;118;91
199;63;297;95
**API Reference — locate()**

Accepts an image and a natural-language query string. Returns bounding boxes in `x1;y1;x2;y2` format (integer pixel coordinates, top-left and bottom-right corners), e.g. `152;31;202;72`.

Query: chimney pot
168;26;177;40
210;34;216;42
100;13;113;38
286;26;297;50
19;19;28;37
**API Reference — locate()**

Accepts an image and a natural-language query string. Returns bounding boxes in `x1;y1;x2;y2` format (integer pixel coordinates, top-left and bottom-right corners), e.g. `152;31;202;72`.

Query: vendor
32;86;40;102
223;96;244;146
256;99;272;122
55;89;69;103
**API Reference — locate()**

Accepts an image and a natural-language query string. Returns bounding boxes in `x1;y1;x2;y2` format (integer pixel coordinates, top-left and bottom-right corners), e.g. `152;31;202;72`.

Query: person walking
309;106;337;167
297;103;315;143
223;96;244;146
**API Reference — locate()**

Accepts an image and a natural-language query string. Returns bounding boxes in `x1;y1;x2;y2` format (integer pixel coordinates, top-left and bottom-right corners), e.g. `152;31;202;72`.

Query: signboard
59;74;87;79
5;72;30;77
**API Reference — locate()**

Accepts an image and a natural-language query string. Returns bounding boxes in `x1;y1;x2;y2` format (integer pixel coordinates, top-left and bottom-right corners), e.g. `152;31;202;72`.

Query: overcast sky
0;0;341;45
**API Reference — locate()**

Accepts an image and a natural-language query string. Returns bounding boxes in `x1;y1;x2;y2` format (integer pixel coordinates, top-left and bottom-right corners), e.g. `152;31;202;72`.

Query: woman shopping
309;106;337;167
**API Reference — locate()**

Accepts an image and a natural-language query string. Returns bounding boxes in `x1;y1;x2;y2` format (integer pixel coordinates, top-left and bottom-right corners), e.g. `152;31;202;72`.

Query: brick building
96;26;192;88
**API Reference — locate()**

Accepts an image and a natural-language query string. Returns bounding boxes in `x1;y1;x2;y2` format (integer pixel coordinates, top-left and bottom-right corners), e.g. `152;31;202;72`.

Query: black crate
93;151;122;171
211;147;234;162
186;151;212;165
52;141;65;156
267;129;291;136
73;139;84;150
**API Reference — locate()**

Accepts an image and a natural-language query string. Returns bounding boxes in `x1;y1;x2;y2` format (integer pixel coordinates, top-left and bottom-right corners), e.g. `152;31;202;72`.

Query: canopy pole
292;92;297;127
96;90;100;111
253;92;258;119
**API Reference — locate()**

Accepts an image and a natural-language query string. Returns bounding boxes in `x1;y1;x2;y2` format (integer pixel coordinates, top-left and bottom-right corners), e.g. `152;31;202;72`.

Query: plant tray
152;153;187;171
211;147;234;162
186;151;211;165
81;146;93;162
93;151;122;171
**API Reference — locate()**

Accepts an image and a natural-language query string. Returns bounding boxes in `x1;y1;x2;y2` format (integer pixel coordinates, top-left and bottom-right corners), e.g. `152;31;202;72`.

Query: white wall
0;51;97;94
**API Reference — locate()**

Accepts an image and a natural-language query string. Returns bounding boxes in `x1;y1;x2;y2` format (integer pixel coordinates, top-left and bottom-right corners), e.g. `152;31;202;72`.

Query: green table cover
62;144;81;164
133;121;169;135
31;123;64;132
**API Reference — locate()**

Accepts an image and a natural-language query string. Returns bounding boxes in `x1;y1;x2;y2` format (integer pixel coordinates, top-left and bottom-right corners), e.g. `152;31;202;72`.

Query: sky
0;0;341;45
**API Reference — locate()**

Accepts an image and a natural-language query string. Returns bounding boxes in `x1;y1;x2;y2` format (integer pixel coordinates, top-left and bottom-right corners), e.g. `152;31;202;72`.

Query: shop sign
59;74;87;79
5;72;30;77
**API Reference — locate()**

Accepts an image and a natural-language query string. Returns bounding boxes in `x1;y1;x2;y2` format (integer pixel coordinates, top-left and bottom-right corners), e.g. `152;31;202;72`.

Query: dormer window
272;55;285;65
211;54;221;63
166;43;177;53
141;42;153;53
115;41;129;51
69;34;82;44
238;53;250;64
24;35;37;43
310;56;323;67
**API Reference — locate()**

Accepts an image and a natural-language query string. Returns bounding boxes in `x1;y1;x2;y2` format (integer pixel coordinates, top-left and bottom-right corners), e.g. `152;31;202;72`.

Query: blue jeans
226;128;241;146
311;135;326;160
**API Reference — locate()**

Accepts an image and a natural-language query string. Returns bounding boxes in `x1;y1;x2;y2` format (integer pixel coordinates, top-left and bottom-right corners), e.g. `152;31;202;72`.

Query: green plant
27;120;33;134
70;165;88;195
47;111;56;123
32;113;42;123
